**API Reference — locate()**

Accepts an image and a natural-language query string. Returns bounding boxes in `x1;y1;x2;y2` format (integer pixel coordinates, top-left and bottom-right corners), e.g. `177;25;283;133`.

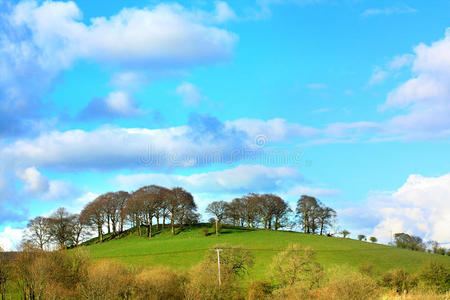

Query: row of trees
24;184;338;249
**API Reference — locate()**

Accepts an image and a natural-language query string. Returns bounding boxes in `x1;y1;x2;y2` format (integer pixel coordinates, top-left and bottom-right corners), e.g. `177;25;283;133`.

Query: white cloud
370;174;450;246
113;164;301;193
10;1;237;67
176;82;204;106
0;226;24;251
369;67;388;85
361;6;417;18
388;54;414;70
381;29;450;138
211;1;237;23
17;167;49;194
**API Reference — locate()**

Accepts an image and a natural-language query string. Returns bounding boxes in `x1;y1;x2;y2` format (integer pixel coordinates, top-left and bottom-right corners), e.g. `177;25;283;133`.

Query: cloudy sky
1;0;449;250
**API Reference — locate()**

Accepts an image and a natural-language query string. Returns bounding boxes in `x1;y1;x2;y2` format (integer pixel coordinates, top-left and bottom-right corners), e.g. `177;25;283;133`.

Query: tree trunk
215;219;219;236
171;217;175;235
98;225;103;242
107;215;111;234
149;217;153;238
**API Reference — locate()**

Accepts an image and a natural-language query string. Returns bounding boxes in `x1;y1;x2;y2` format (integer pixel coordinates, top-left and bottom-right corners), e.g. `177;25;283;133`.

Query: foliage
394;233;426;251
418;260;450;293
381;269;417;294
271;244;324;289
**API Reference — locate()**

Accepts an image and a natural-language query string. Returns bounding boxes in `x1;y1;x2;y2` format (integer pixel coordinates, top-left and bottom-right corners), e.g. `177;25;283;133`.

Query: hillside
80;224;450;279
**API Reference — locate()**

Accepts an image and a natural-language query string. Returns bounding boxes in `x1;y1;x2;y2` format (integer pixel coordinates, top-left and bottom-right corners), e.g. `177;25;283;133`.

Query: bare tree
206;201;229;235
48;207;76;249
81;197;106;242
167;187;196;235
26;216;51;250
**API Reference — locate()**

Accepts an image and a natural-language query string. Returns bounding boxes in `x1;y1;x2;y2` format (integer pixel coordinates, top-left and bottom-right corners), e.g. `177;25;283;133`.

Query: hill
81;224;450;280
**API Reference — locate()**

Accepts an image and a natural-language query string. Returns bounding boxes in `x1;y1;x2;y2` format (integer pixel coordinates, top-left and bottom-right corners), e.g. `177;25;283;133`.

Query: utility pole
216;248;222;286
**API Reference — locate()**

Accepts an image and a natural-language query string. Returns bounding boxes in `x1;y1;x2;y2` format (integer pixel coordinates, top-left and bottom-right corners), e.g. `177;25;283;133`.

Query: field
81;224;450;280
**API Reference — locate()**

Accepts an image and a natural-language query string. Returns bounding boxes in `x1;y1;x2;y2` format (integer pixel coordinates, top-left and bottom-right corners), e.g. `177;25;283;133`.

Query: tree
369;236;377;243
316;206;335;235
131;185;167;238
26;216;51;250
272;196;292;230
357;234;366;241
71;214;88;246
296;195;319;234
206;201;229;235
48;207;76;249
394;233;425;251
167;187;196;235
341;230;350;238
271;244;323;288
81;197;106;242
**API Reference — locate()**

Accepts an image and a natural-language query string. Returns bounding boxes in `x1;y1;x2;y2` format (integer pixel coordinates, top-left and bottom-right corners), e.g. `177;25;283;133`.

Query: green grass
81;224;450;280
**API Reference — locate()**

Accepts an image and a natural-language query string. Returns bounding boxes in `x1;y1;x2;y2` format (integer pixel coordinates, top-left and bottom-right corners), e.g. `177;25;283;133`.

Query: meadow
82;224;450;280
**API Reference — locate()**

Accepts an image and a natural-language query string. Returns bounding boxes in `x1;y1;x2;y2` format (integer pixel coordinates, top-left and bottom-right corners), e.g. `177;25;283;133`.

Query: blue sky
1;0;450;249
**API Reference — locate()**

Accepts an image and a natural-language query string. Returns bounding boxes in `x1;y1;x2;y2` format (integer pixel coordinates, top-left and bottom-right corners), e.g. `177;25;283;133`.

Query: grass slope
82;224;450;280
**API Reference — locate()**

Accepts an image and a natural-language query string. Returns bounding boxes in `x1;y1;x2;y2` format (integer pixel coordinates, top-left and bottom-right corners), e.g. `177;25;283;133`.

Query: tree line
25;184;339;250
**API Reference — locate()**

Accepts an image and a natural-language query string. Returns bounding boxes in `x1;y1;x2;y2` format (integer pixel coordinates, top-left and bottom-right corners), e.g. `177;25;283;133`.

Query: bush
418;260;450;293
381;269;417;294
247;280;273;300
134;267;186;300
78;260;134;300
322;265;381;300
271;244;323;289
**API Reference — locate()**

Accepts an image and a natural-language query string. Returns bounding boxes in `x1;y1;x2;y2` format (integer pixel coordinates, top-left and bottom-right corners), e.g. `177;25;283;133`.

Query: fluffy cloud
79;91;144;120
372;174;450;246
382;29;450;138
0;226;24;251
113;164;301;193
342;174;450;246
17;167;49;194
176;82;205;106
10;1;237;67
0;114;253;171
0;0;237;133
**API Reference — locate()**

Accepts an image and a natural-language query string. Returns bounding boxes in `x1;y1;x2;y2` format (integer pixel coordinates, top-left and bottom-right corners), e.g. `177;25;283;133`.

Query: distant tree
81;197;106;242
357;234;366;241
71;214;88;246
131;185;167;238
226;198;245;226
272;196;292;230
206;201;229;235
394;233;425;251
296;195;318;234
369;236;377;243
48;207;76;249
341;230;350;238
317;206;336;235
26;216;51;250
167;187;196;235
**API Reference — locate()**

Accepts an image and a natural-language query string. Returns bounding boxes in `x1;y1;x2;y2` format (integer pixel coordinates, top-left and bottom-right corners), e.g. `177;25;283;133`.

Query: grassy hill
81;224;450;280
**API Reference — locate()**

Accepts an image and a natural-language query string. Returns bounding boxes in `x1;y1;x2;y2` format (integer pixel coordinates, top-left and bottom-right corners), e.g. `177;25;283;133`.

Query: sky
1;0;450;250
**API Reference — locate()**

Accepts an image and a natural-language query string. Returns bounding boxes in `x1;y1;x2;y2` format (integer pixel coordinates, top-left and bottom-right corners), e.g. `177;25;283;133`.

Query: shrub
369;237;377;243
271;244;323;289
78;260;134;300
247;280;273;300
418;260;450;293
323;265;381;300
184;244;254;300
357;235;366;241
381;269;417;294
134;267;186;300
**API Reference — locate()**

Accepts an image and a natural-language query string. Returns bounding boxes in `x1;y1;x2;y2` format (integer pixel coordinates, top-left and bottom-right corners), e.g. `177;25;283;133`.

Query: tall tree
296;195;319;234
81;197;106;242
167;187;196;235
206;201;229;235
26;216;51;250
48;207;76;249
